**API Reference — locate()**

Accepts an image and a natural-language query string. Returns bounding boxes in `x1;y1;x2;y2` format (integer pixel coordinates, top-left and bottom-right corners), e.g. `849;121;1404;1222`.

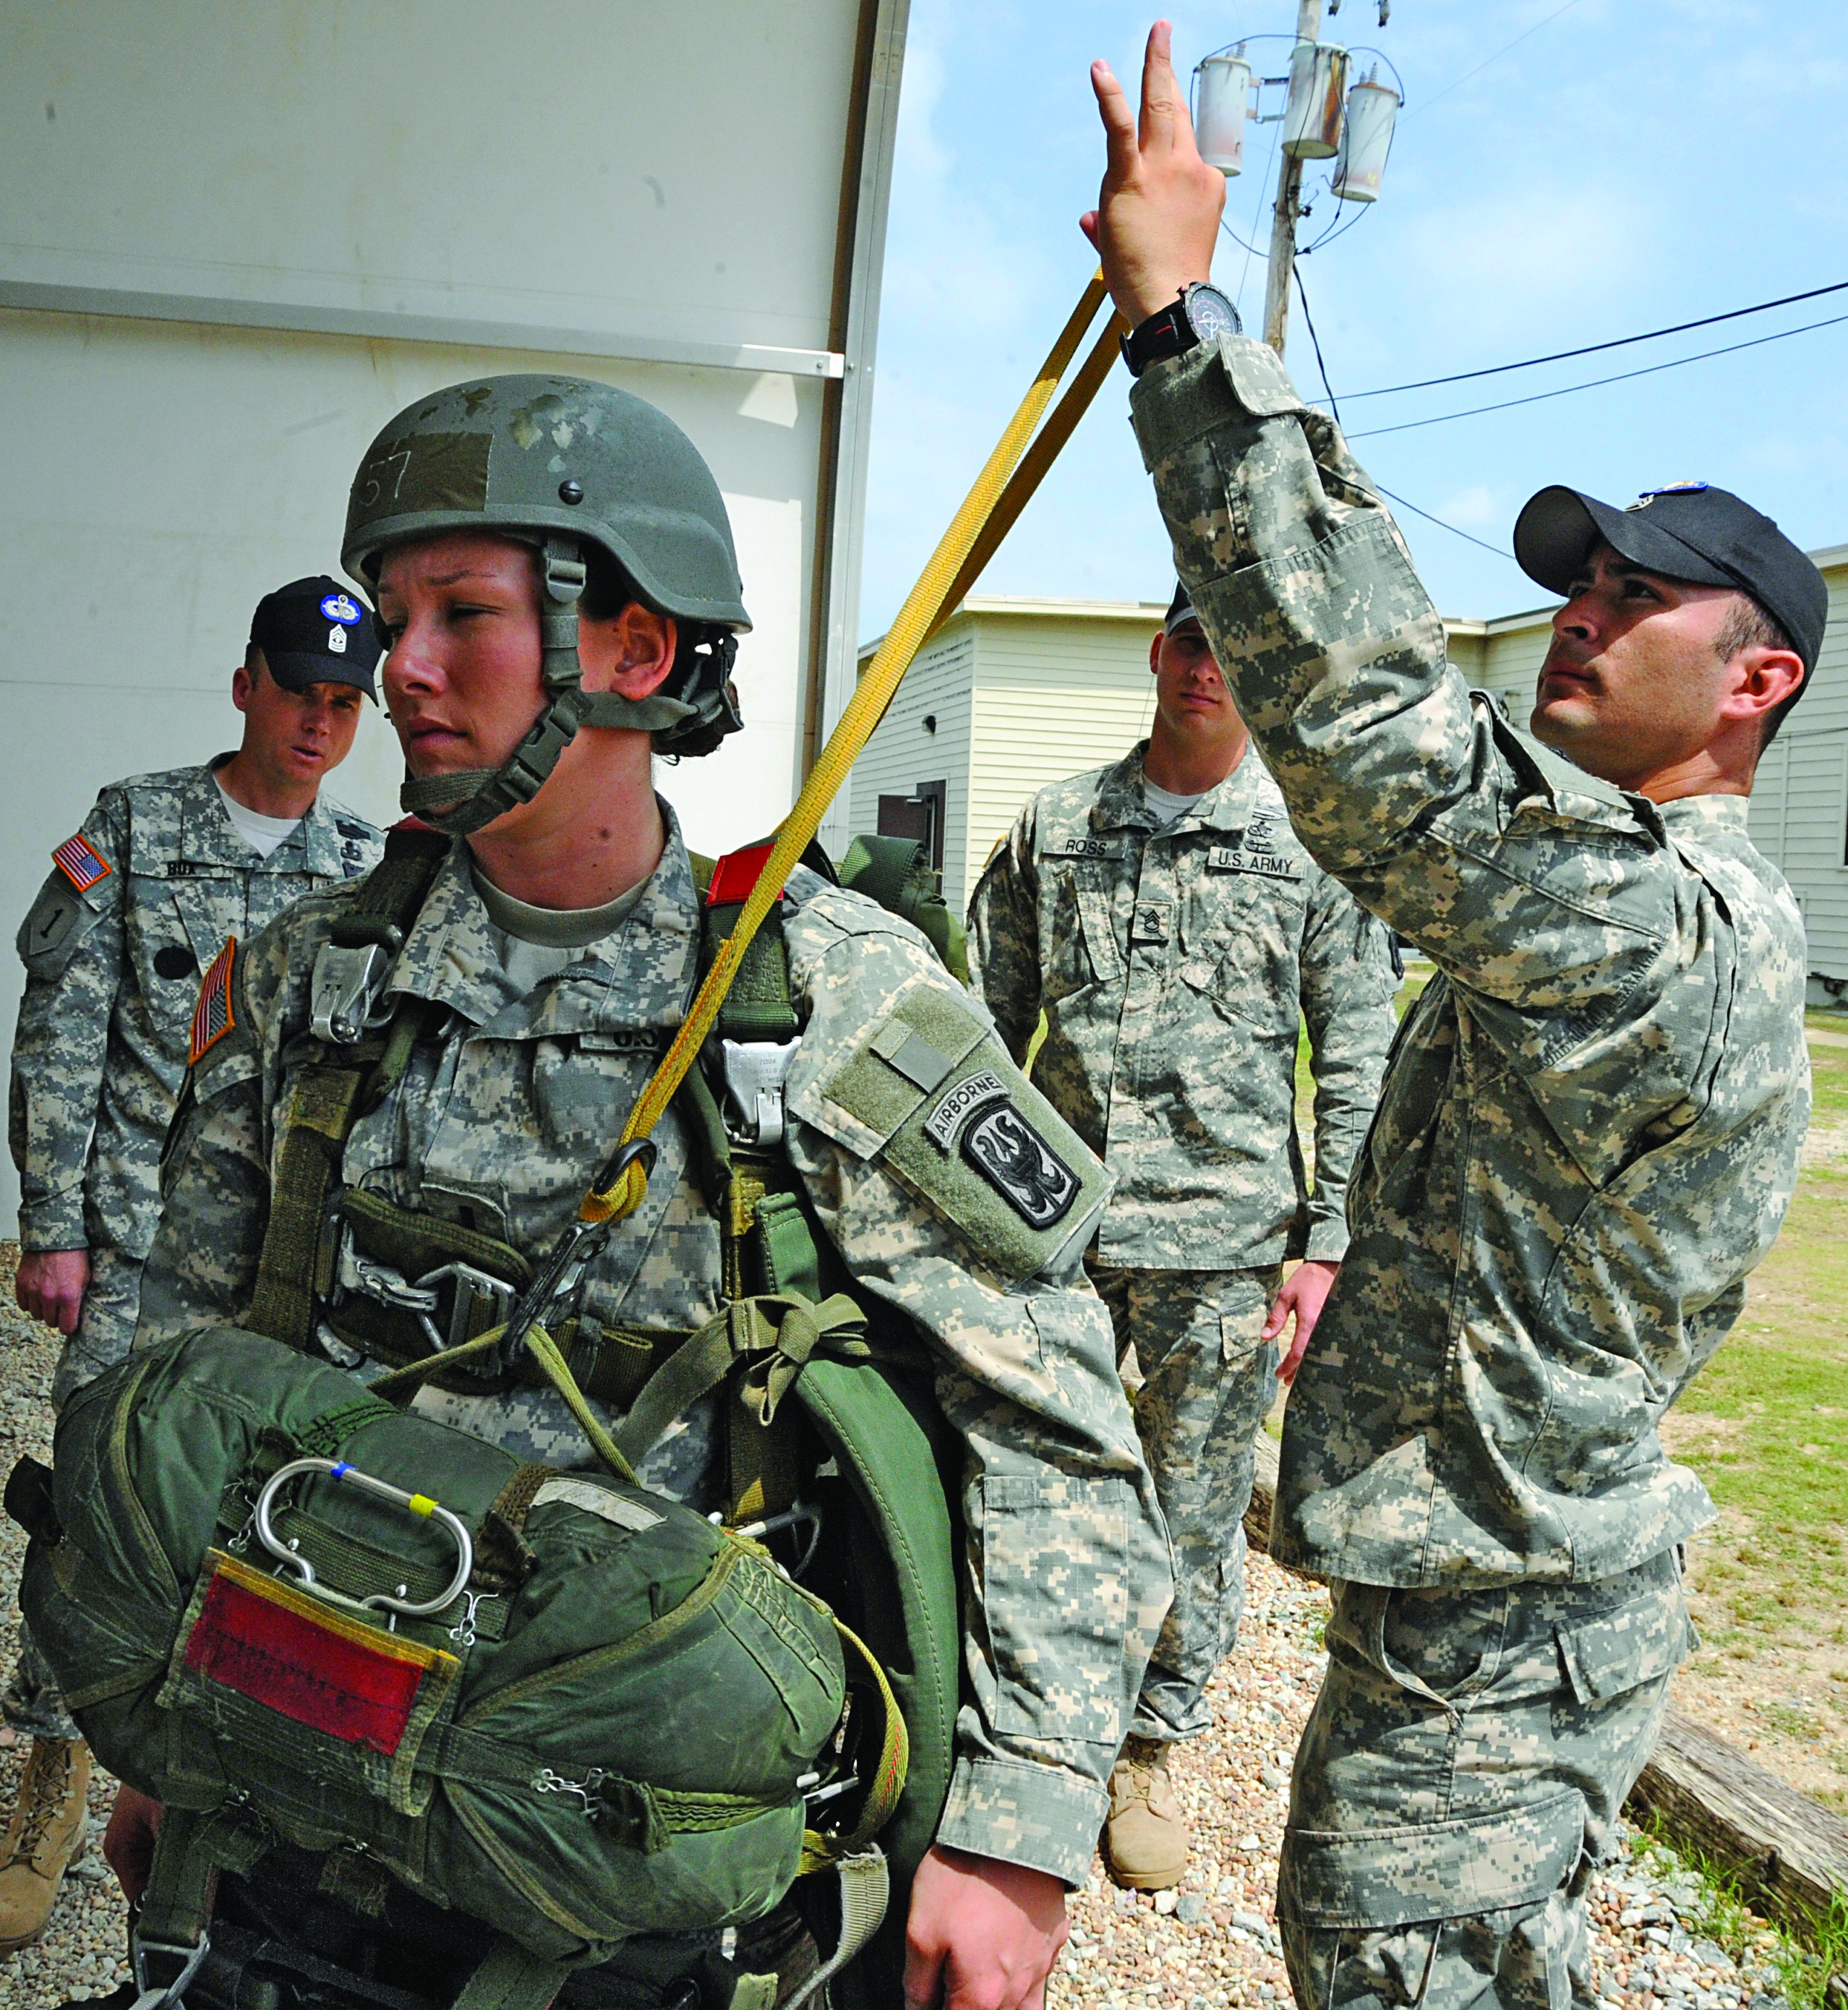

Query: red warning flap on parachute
181;1552;456;1755
705;842;783;907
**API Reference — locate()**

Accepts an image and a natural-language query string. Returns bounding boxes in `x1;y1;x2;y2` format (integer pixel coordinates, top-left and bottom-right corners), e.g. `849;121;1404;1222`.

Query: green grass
1662;1029;1848;1648
1629;1825;1848;2007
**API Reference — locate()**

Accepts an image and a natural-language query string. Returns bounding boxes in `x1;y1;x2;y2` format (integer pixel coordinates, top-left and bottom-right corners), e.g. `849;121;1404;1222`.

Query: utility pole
1262;0;1324;354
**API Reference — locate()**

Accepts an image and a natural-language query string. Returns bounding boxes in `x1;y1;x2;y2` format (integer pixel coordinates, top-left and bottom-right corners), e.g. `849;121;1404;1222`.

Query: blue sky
857;0;1848;635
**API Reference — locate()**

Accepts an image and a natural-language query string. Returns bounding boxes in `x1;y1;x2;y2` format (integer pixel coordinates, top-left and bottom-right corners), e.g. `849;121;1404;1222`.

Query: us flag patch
51;834;111;894
189;938;237;1066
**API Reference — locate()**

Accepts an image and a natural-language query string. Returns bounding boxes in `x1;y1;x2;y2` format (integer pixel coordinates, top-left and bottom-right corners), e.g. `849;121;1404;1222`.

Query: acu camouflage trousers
1278;1549;1690;2010
1090;1264;1282;1744
3;1241;145;1743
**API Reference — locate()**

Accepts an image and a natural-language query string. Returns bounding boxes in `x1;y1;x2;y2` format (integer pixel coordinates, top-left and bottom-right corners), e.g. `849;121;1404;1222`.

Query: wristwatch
1121;283;1241;377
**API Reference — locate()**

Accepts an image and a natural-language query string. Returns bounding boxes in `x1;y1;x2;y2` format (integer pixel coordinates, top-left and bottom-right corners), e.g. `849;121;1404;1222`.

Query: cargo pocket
982;1471;1127;1746
1278;1788;1583;1931
1556;1586;1690;1707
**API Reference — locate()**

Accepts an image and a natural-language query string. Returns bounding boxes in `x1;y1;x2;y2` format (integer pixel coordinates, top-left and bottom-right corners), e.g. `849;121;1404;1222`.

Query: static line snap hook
587;1137;658;1214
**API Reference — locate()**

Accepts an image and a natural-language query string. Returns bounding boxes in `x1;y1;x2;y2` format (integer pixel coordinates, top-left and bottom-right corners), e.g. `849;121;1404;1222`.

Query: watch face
1184;285;1241;344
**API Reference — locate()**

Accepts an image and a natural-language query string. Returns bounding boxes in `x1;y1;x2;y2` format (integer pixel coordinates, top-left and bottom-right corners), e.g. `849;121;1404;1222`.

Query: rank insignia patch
51;833;111;894
189;938;237;1066
961;1101;1080;1229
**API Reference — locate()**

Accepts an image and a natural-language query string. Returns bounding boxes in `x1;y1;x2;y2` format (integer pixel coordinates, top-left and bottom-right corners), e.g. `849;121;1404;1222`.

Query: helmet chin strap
401;535;700;837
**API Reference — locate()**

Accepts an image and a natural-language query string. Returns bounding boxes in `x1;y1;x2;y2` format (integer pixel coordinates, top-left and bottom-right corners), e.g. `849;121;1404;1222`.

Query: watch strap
1121;293;1198;378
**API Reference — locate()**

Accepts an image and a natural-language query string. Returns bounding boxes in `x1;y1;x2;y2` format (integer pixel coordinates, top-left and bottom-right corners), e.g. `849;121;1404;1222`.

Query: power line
1403;0;1586;121
1289;267;1520;566
1293;265;1343;428
1345;309;1848;440
1342;279;1848;401
1374;483;1520;562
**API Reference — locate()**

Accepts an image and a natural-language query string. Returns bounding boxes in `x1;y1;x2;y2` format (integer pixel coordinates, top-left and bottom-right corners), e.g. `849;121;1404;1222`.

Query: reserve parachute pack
10;824;964;2010
9;1325;885;1995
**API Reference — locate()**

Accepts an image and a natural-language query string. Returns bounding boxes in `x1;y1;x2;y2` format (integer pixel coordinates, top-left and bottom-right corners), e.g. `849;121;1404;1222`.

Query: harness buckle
129;1930;210;2010
329;1223;517;1355
720;1040;799;1149
419;1261;518;1351
309;940;395;1045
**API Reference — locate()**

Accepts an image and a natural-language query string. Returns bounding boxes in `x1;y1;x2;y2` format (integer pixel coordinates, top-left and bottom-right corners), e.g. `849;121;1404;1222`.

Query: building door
877;779;947;872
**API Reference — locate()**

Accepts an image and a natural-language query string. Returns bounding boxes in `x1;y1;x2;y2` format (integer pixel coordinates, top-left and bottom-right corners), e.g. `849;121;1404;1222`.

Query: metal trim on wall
0;280;845;380
803;0;912;824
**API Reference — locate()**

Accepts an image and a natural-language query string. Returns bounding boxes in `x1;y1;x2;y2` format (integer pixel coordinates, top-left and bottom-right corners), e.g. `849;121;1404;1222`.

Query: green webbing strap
245;828;450;1350
448;1936;573;2010
783;1851;891;2010
246;1063;368;1351
610;1293;868;1474
135;1805;267;1953
135;1808;215;1953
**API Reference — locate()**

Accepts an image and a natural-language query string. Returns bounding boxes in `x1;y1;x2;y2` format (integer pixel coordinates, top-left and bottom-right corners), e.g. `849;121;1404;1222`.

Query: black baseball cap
249;576;382;699
1513;482;1828;680
1165;581;1201;633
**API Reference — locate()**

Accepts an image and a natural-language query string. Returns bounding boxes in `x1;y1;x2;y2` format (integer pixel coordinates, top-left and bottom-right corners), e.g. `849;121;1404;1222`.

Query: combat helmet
343;375;750;834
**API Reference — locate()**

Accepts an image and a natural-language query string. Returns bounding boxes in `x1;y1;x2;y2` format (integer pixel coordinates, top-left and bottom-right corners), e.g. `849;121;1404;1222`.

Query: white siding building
848;598;1166;911
852;552;1848;1002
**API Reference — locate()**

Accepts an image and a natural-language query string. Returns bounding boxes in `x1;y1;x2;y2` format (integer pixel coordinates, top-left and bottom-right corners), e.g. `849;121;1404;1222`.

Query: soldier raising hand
1087;24;1821;2010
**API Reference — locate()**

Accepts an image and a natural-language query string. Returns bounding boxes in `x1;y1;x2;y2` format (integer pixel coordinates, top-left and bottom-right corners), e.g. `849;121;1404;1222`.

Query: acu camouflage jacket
138;810;1172;1885
1130;335;1810;1587
967;743;1396;1270
9;761;380;1258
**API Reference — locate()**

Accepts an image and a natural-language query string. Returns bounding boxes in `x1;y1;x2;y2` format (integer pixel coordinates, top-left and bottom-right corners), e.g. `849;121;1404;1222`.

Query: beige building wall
848;599;1164;911
1750;545;1848;996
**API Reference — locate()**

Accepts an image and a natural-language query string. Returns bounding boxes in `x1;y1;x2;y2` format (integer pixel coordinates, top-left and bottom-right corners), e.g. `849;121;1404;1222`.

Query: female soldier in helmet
108;376;1170;2010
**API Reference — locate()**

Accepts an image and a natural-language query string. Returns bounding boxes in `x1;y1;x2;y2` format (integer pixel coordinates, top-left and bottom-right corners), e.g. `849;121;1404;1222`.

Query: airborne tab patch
189;938;237;1066
51;833;111;894
923;1068;1009;1150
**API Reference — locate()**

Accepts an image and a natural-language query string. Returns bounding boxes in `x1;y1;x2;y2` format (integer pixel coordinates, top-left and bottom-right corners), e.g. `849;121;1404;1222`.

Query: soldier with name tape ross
968;581;1395;1891
1;578;382;1950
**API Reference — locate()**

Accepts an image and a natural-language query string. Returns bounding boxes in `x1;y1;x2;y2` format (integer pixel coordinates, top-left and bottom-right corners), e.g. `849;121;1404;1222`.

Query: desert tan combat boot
1103;1735;1189;1891
0;1737;91;1950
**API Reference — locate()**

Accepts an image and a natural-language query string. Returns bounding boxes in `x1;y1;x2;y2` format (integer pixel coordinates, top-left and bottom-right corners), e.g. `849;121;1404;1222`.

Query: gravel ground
0;1255;1803;2009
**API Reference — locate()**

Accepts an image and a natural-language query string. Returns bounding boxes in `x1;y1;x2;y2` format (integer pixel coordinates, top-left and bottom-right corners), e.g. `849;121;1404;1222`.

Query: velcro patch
805;983;1111;1283
51;833;111;894
1207;846;1303;881
189;938;237;1066
531;1477;664;1531
1040;835;1126;862
180;1551;456;1755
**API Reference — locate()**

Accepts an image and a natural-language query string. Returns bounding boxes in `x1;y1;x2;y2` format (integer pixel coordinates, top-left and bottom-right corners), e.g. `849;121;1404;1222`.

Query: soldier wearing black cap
0;577;385;1948
1079;29;1831;2006
1513;480;1825;778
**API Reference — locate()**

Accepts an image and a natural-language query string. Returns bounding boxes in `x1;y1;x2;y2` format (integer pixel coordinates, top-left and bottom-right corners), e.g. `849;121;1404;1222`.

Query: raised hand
1080;21;1226;328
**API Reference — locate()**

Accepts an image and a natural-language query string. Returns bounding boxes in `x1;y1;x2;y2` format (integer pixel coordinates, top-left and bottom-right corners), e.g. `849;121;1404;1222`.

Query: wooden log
1243;1429;1848;1939
1628;1713;1848;1938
